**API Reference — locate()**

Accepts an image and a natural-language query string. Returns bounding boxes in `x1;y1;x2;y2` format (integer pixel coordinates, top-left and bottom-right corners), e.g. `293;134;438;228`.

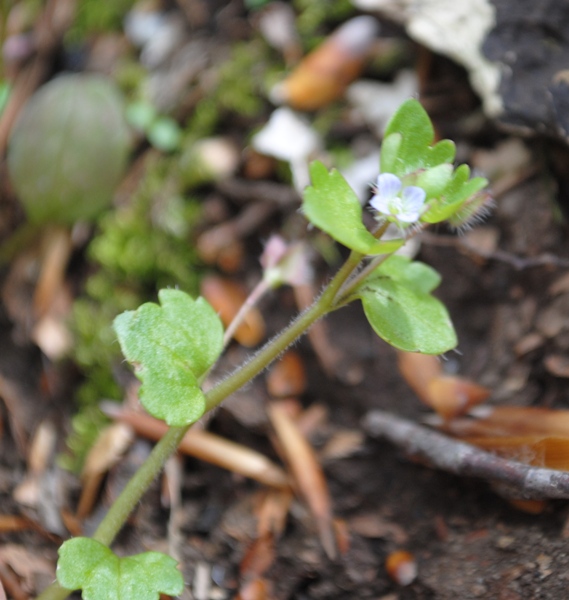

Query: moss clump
67;0;137;42
66;153;201;471
293;0;355;45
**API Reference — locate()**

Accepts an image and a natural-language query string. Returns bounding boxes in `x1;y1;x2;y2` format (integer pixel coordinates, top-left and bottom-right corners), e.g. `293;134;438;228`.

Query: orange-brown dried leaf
319;429;365;461
465;435;569;471
0;544;53;598
13;420;56;509
33;226;72;319
272;17;377;110
216;240;245;273
77;422;133;518
0;515;31;533
236;578;271;600
333;518;351;556
467;406;569;437
426;376;491;420
385;550;417;586
240;534;275;580
295;403;328;437
201;275;265;346
266;350;307;398
397;351;442;406
256;488;293;539
268;402;336;559
506;498;548;514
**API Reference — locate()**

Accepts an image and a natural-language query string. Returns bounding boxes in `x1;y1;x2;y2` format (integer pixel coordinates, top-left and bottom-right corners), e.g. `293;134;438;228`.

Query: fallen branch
363;410;569;500
420;232;569;270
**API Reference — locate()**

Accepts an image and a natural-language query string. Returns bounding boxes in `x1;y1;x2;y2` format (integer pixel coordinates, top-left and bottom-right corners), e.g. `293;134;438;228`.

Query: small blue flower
370;173;426;224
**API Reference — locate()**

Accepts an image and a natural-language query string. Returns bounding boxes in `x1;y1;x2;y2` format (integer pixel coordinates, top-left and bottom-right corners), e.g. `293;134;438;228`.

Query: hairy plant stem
37;249;364;600
205;249;363;412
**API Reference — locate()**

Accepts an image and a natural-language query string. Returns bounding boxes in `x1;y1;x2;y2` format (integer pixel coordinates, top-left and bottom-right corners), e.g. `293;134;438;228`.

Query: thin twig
420;232;569;270
364;410;569;500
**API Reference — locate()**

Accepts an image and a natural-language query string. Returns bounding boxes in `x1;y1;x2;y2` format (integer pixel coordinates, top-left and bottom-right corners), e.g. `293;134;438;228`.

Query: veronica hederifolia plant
42;99;490;600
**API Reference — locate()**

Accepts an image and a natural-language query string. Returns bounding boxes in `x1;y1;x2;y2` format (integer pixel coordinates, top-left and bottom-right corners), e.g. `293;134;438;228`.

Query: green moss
67;0;137;42
67;153;202;471
59;406;111;472
293;0;355;43
214;40;275;118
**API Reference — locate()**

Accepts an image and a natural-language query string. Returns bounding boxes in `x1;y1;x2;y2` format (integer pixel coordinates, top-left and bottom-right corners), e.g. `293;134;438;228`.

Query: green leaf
303;161;404;255
422;164;488;224
382;100;455;176
375;255;441;295
126;100;157;131
353;258;456;354
148;117;182;152
114;289;223;426
415;164;453;200
57;538;184;600
379;133;402;175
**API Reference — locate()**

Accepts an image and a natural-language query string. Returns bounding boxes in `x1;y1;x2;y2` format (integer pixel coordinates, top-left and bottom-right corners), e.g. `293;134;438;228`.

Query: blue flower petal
376;173;402;199
402;186;426;211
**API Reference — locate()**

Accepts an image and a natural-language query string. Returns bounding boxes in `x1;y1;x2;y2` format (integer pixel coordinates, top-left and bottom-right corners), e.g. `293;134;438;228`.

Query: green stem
205;249;363;412
37;248;365;600
37;426;189;600
92;427;188;544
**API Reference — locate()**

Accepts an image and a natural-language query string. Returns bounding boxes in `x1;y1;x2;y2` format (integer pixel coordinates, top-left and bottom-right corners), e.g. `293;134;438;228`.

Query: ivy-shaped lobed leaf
352;256;456;354
422;164;488;224
302;161;404;255
375;255;441;295
114;289;223;426
381;99;456;177
380;101;489;225
57;538;184;600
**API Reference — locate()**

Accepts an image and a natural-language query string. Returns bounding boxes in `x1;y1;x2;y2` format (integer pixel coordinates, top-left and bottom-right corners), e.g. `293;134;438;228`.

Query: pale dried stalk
268;402;336;559
103;405;289;489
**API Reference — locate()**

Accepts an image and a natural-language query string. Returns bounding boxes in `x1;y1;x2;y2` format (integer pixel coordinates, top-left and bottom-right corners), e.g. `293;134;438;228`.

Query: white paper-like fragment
347;70;419;137
353;0;502;116
252;107;321;190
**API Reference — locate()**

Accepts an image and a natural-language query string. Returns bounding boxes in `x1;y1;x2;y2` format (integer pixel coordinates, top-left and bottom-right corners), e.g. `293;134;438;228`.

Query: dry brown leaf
504;498;547;514
0;374;29;455
33;226;72;319
333;518;351;556
77;422;134;518
348;514;408;544
271;17;378;110
295;403;328;437
240;534;275;580
266;351;307;398
0;515;32;533
201;275;265;347
268;402;336;559
514;332;545;356
464;435;569;471
319;429;365;461
426;376;491;420
467;406;569;437
0;544;53;597
14;420;56;508
256;488;293;539
236;578;272;600
544;354;569;378
397;351;442;406
385;550;417;586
